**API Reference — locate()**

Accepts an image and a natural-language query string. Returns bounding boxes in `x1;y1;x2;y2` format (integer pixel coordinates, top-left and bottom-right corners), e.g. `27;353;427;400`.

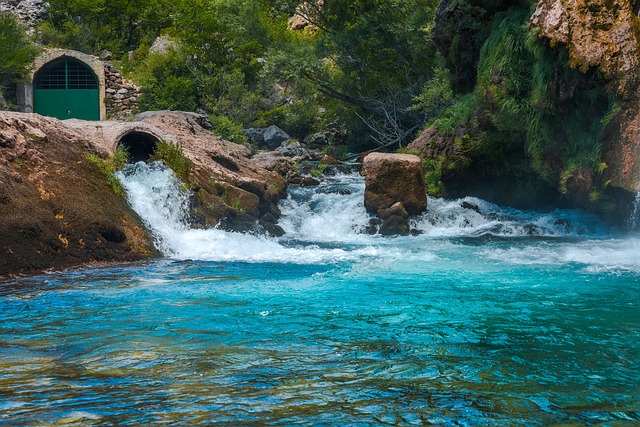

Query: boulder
363;153;427;216
149;36;178;55
276;140;309;158
99;50;113;60
263;125;291;150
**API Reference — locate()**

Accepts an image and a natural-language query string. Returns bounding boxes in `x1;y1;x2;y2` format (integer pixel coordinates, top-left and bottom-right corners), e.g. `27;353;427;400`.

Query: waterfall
628;189;640;231
115;162;378;263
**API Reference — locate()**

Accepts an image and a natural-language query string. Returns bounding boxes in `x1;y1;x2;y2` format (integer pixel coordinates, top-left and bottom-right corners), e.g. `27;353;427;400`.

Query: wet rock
523;223;541;236
365;218;382;235
378;215;410;236
363;153;427;216
287;172;320;186
378;202;408;221
461;201;481;214
323;163;361;176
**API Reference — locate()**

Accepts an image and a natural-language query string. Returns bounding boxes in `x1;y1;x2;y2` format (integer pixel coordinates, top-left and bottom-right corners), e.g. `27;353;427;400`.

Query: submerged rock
363;153;427;216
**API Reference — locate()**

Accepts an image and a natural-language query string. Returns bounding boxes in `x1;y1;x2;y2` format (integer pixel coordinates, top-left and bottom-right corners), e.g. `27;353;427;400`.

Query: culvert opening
118;132;160;163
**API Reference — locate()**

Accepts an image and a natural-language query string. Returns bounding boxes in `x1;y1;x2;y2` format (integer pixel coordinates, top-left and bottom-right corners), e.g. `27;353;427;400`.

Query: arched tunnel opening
117;131;160;163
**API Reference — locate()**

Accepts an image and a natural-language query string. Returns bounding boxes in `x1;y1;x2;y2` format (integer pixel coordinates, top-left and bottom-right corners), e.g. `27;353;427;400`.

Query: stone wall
104;63;141;119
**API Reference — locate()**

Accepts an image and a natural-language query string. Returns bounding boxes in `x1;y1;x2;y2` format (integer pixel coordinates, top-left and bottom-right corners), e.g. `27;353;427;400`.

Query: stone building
16;48;140;121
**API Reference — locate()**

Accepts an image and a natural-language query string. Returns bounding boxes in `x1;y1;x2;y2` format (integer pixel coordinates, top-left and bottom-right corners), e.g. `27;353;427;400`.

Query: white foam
484;238;640;272
117;164;383;264
118;165;627;270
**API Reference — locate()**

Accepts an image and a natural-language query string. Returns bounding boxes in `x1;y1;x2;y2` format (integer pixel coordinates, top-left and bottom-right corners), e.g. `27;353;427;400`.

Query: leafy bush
0;13;39;102
209;115;247;144
151;141;191;183
135;50;198;112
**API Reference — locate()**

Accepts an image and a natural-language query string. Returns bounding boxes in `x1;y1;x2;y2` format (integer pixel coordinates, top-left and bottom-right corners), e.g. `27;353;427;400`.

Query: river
1;161;638;426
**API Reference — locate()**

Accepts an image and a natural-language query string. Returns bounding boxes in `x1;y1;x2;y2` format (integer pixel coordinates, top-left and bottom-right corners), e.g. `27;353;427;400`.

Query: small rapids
115;161;640;272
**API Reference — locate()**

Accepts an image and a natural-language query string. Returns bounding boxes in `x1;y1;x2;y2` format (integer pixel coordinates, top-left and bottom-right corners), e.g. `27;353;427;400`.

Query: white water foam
482;238;640;273
118;164;640;271
116;162;383;264
278;174;372;243
412;197;605;238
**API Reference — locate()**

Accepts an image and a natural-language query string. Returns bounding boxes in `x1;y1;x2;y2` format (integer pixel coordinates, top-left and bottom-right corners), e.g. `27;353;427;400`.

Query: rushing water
1;161;639;426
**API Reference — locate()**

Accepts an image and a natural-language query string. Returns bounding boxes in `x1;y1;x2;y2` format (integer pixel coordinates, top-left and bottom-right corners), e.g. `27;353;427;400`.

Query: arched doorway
118;131;160;162
33;58;100;120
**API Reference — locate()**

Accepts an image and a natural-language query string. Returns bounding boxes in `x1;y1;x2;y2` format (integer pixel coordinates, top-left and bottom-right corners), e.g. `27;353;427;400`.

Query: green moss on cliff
428;3;617;209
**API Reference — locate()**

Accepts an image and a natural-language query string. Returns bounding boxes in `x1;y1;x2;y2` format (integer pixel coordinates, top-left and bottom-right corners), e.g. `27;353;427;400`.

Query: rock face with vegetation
0;112;158;277
0;110;288;277
407;0;640;223
528;0;640;219
531;0;640;219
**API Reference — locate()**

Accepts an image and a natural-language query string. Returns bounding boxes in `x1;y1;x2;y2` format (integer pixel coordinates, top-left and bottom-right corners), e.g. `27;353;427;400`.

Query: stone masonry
104;63;141;119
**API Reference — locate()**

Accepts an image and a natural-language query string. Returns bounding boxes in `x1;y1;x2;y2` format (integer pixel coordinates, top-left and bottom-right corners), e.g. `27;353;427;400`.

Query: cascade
628;185;640;231
116;162;608;264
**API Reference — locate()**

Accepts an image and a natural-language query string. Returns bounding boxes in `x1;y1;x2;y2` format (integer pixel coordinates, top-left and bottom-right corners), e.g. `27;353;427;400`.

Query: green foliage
151;141;191;183
434;93;477;136
112;145;130;169
411;66;455;120
209;115;247;144
135;50;198;112
422;157;445;196
86;152;127;197
0;13;39;100
39;0;173;56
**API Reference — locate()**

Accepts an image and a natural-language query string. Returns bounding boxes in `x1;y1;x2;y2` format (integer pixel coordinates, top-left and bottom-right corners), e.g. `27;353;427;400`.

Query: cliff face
531;0;640;99
414;0;640;222
532;0;640;219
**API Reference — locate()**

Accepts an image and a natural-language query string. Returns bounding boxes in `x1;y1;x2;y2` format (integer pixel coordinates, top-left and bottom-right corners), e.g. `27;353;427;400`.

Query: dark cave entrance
118;132;160;163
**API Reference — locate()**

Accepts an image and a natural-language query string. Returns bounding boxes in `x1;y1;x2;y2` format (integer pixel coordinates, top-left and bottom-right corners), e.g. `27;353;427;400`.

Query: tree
0;13;39;104
265;0;441;147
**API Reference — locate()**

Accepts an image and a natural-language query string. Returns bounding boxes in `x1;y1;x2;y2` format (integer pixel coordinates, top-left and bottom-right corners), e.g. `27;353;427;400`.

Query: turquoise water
1;164;639;426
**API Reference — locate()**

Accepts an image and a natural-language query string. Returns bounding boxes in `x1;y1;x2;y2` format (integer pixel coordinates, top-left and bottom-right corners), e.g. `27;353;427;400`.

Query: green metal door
34;58;100;121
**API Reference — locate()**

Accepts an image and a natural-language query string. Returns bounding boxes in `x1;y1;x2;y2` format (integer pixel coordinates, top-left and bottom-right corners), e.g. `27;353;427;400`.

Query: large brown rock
363;153;427;216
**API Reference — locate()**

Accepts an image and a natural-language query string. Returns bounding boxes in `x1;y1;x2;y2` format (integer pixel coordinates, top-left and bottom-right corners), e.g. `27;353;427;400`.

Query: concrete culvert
118;131;160;163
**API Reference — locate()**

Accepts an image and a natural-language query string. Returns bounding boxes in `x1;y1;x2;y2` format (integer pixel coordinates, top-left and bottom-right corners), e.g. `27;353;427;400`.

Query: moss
86;152;127;197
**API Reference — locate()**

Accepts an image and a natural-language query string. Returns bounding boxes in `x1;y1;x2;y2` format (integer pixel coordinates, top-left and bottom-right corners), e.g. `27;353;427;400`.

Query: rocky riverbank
0;111;289;278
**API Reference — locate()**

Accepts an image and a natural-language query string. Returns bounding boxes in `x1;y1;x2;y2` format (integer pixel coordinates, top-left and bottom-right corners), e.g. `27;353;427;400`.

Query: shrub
151;141;191;183
0;13;39;102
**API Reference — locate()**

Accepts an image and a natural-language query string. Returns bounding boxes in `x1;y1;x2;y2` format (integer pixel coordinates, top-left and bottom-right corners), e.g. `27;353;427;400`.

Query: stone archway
18;49;107;120
117;131;161;162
